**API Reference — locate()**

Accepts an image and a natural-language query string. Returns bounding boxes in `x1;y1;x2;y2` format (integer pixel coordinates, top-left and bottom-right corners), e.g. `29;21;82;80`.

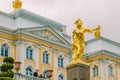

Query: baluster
14;73;45;80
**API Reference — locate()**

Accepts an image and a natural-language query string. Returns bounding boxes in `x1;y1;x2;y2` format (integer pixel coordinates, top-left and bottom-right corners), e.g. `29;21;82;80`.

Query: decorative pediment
29;29;63;43
21;27;70;46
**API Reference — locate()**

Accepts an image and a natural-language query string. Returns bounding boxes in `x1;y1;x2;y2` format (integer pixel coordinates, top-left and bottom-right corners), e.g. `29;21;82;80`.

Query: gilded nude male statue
71;19;100;63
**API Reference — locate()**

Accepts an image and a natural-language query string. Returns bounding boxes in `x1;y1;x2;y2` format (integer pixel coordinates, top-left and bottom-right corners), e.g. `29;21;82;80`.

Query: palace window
43;51;49;64
26;67;33;76
26;46;33;60
0;44;8;57
93;65;99;77
109;64;113;76
58;74;64;80
58;56;63;68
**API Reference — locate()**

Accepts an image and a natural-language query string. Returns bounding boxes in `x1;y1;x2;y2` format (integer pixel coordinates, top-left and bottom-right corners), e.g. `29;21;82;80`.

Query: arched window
26;46;33;59
93;65;98;77
43;51;49;64
26;67;33;76
109;65;113;76
58;55;63;68
58;74;64;80
1;44;8;57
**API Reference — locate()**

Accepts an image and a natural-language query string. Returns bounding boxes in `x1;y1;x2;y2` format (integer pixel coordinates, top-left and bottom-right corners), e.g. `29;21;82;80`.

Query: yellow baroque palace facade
0;9;120;80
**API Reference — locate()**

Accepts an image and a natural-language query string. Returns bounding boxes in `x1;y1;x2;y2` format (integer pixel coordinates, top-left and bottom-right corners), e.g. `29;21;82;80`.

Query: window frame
0;44;9;57
42;51;49;64
108;64;114;76
58;56;64;68
93;65;99;77
26;67;33;76
26;46;33;60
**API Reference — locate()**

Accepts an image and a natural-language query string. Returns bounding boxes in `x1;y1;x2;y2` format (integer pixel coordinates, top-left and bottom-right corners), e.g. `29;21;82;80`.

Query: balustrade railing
14;73;45;80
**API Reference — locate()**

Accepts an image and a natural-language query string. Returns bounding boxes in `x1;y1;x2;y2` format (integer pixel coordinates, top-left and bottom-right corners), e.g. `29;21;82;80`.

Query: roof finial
12;0;22;10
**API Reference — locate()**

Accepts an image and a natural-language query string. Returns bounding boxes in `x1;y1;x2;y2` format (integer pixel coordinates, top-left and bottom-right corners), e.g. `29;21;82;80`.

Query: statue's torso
74;28;84;40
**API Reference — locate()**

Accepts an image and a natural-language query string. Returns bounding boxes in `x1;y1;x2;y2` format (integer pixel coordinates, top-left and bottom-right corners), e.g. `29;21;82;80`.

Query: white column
64;55;69;80
118;64;120;80
33;45;40;70
15;40;26;75
53;50;58;80
99;58;108;80
9;43;14;58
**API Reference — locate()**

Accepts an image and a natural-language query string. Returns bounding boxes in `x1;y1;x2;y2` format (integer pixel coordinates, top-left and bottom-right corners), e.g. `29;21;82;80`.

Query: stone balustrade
14;73;45;80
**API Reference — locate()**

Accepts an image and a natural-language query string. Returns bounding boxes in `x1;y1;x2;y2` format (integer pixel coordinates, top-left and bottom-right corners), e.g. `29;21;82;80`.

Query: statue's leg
78;44;84;59
72;46;79;62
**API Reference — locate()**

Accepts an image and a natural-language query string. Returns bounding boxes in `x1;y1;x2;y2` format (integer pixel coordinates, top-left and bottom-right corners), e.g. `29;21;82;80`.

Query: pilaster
15;39;26;74
33;44;41;70
117;63;120;80
99;58;108;80
9;42;14;58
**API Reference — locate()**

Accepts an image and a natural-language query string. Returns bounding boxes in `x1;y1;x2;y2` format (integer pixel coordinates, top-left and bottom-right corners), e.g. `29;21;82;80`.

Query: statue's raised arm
84;25;100;37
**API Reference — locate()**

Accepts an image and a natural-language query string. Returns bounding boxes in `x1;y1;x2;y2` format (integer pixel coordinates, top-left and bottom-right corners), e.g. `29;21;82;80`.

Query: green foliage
0;57;14;78
3;57;14;64
0;77;14;80
0;66;1;71
1;72;9;77
1;71;14;78
1;64;13;72
1;64;8;72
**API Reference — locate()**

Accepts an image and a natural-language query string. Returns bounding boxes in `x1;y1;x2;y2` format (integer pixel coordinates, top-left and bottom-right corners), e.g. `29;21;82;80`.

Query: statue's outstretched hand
94;25;101;38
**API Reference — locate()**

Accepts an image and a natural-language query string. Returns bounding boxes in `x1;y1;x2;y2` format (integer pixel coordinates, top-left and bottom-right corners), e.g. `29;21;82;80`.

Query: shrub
1;71;14;78
3;57;14;64
0;77;14;80
1;64;13;72
1;72;8;77
0;57;14;78
1;64;8;72
8;71;14;78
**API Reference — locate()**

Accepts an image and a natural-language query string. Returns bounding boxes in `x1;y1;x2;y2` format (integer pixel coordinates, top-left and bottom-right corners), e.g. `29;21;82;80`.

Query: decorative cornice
14;39;26;45
85;36;120;47
0;11;14;19
83;49;120;60
98;58;108;63
0;26;14;34
35;44;41;49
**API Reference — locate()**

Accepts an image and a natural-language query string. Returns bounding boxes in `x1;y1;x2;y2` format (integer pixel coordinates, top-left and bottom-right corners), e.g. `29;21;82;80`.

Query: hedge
0;77;14;80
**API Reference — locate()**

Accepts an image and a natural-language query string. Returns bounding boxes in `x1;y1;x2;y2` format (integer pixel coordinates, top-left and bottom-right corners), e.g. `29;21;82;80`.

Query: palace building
0;8;71;80
0;5;120;80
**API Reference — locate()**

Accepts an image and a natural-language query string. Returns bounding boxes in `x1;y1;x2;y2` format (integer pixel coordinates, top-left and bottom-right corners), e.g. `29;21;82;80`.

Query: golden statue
12;0;22;10
71;19;100;63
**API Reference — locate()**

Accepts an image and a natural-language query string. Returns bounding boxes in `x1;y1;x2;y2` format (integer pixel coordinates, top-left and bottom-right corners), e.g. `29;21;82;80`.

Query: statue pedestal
66;62;90;80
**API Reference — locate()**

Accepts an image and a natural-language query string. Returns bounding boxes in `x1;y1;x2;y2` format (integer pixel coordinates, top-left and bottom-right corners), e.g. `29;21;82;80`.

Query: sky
0;0;120;43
